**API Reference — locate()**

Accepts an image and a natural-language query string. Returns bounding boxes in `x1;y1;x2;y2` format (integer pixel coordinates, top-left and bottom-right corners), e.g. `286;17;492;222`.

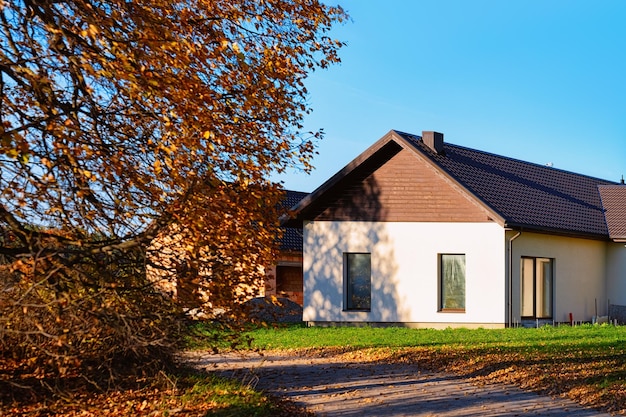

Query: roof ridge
446;142;618;184
393;130;617;184
598;184;626;188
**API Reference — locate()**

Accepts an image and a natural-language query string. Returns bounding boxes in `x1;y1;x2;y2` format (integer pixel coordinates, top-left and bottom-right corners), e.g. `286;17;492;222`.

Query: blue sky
274;0;626;192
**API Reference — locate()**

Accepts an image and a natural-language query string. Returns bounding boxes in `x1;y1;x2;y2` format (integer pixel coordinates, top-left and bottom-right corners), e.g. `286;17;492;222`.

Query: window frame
439;253;466;313
521;256;554;320
344;252;372;311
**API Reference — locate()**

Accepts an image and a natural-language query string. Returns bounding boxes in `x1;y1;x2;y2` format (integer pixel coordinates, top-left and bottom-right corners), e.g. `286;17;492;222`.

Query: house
285;130;626;328
146;188;308;313
264;190;307;306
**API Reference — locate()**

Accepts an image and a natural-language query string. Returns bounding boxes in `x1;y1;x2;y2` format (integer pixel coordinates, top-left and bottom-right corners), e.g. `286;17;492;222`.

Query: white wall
607;243;626;306
509;232;607;323
303;221;506;327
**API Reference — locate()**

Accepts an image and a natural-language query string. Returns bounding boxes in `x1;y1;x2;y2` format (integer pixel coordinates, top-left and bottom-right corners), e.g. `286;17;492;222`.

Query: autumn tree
0;0;346;389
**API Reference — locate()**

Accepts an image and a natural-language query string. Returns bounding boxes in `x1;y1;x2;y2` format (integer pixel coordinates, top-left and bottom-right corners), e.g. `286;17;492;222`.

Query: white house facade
286;130;626;328
303;221;505;328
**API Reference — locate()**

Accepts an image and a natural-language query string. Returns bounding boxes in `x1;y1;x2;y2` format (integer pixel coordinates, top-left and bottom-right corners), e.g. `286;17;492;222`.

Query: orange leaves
153;158;163;175
1;124;31;164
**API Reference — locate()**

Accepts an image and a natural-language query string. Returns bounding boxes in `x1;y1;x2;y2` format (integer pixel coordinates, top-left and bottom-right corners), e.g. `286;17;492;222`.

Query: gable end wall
315;148;493;222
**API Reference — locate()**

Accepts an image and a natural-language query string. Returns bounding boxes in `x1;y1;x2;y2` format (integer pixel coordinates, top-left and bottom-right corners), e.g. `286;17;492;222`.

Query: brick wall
265;252;303;306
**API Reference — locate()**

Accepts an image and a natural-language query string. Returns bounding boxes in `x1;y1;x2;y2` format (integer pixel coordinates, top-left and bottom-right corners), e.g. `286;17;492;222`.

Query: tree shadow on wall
303;175;411;323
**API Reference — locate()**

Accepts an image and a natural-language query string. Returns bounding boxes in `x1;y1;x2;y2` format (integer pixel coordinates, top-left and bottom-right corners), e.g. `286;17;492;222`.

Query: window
276;265;303;293
521;257;553;319
440;254;466;311
345;253;371;311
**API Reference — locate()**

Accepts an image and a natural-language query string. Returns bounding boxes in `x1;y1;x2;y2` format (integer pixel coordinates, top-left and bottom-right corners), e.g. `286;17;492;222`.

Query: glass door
521;257;553;319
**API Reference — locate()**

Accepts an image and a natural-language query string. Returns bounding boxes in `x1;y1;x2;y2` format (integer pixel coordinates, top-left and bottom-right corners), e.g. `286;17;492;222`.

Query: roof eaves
502;222;611;241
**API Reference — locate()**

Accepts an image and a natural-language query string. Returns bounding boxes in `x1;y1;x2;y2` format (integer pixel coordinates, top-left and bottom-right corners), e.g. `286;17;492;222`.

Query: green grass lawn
189;322;626;414
247;322;626;349
8;323;623;415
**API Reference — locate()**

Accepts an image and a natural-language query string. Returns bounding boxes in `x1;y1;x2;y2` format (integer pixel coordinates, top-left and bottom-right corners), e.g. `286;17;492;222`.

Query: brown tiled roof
287;130;619;240
395;131;617;239
598;185;626;241
279;190;307;251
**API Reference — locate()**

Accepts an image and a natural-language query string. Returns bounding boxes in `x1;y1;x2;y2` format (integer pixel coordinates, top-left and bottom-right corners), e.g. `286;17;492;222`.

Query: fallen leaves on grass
0;367;312;417
286;345;626;414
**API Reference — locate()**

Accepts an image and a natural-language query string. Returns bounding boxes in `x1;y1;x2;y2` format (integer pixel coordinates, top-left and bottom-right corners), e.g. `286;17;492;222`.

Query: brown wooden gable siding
315;148;494;223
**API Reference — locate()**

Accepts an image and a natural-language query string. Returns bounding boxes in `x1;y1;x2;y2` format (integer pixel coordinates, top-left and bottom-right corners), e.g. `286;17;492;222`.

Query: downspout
508;230;522;327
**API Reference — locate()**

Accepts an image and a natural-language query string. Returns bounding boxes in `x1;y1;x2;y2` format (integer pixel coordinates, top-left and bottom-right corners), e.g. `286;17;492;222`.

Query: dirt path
185;351;612;416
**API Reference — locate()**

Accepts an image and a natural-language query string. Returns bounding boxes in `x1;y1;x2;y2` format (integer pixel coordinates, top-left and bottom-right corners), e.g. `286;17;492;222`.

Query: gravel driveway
185;351;612;416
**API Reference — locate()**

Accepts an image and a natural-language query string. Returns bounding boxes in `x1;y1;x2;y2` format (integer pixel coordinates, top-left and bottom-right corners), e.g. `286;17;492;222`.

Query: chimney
422;131;444;154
